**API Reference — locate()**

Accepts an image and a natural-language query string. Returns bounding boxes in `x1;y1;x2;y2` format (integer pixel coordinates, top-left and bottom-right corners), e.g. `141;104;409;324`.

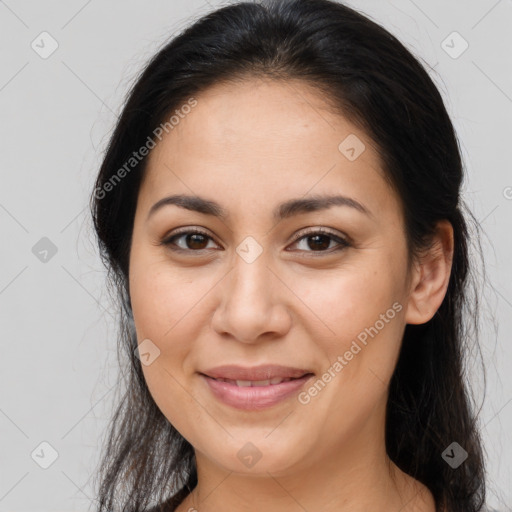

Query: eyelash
160;227;350;256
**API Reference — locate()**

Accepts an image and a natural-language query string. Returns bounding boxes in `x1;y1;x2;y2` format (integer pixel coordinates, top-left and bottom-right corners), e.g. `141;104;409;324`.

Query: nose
210;251;292;344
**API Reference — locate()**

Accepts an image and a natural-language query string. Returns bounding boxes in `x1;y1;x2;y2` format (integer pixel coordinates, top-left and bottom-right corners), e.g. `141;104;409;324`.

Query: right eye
160;228;222;253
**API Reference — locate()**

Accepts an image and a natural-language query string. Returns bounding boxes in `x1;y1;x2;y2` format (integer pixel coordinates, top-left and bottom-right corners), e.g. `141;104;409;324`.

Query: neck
176;403;434;512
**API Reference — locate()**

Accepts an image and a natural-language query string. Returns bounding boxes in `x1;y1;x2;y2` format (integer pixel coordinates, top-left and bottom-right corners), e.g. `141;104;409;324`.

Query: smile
201;373;314;410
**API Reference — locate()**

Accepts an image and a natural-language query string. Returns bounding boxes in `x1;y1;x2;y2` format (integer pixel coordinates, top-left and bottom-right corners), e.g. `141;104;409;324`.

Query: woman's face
128;78;419;476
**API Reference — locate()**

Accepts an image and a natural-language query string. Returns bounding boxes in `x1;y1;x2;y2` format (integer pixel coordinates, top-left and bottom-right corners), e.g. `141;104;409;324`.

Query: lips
199;364;315;410
200;364;313;382
201;373;314;410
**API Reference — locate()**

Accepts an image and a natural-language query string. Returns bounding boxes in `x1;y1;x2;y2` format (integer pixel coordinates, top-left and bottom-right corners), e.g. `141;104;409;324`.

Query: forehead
140;78;400;223
151;77;364;163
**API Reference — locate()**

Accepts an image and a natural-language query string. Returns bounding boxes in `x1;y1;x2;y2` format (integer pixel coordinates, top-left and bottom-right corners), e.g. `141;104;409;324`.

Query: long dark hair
89;1;487;510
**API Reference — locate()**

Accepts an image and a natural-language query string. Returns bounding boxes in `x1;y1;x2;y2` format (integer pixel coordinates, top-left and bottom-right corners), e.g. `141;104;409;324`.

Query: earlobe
405;220;454;325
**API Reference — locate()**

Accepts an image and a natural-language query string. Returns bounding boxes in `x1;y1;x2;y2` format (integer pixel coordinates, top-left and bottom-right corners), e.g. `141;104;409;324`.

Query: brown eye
162;229;219;252
305;234;332;251
288;229;350;254
184;233;209;250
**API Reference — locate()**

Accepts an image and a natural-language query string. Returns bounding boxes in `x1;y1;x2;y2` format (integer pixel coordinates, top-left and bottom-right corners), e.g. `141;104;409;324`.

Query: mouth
198;365;315;410
203;375;313;387
200;364;314;382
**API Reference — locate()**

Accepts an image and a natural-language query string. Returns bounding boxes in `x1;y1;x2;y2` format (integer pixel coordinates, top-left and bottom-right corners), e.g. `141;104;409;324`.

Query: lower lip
201;374;314;410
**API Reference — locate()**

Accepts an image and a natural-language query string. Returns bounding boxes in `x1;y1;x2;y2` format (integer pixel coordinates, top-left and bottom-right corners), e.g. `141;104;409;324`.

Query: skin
128;77;453;512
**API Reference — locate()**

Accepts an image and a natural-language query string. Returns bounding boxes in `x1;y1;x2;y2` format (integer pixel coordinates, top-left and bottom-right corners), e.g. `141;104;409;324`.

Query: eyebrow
146;193;373;223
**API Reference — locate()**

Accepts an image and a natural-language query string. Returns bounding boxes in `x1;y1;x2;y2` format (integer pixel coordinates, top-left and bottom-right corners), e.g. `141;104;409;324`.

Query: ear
405;220;454;325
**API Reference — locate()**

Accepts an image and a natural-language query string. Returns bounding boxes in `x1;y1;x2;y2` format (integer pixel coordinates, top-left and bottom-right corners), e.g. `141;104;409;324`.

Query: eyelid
288;226;349;244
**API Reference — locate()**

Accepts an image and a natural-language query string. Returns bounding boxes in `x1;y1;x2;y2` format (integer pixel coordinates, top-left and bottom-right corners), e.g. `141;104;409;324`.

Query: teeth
216;377;295;386
252;379;270;386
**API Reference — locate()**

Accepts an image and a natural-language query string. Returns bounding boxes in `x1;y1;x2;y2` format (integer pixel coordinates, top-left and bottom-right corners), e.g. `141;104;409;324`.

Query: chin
198;436;310;477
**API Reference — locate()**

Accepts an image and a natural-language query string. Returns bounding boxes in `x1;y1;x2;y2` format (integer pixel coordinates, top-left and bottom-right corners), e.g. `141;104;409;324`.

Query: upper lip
200;365;314;381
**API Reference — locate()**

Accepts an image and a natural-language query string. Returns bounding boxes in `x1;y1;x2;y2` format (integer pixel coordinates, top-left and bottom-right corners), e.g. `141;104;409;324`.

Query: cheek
293;263;407;409
128;254;218;402
129;259;208;435
129;254;209;342
296;264;404;343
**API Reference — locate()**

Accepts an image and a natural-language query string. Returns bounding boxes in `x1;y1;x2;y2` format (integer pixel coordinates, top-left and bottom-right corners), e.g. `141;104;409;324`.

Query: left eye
288;230;350;253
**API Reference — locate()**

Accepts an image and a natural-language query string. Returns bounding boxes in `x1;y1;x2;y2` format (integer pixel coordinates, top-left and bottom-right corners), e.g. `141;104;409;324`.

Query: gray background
0;0;511;510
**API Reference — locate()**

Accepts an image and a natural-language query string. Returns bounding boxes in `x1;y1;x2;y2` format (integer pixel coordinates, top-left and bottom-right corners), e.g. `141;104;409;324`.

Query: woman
90;0;487;510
